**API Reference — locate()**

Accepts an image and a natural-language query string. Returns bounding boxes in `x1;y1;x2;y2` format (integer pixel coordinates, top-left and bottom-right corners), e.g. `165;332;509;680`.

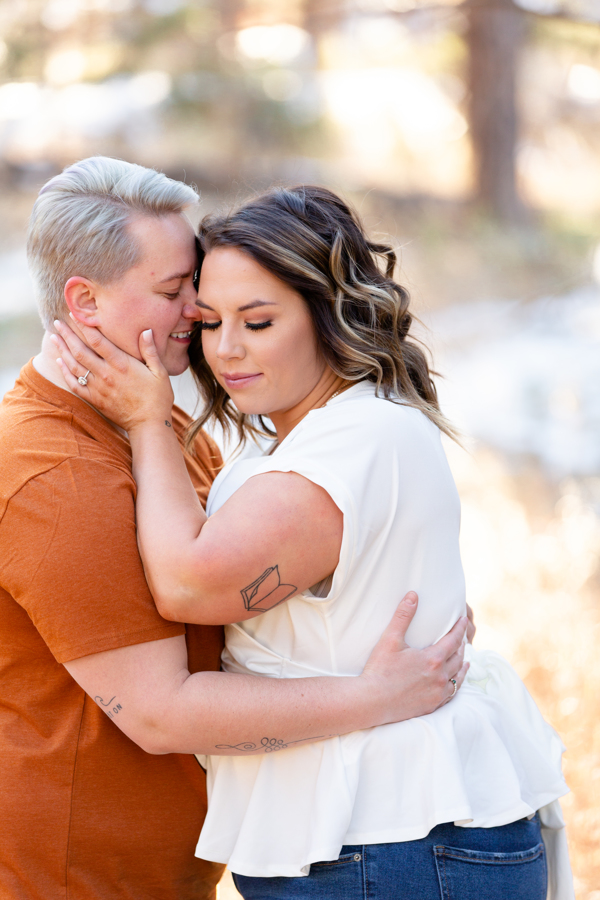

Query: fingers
53;320;103;375
56;356;92;395
381;592;419;650
139;329;167;380
434;615;467;660
443;660;470;706
443;642;465;680
466;604;476;644
59;316;127;368
453;660;469;690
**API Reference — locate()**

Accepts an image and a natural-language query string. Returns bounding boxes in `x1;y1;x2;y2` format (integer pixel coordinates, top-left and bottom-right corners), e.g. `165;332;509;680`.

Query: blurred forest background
0;0;599;896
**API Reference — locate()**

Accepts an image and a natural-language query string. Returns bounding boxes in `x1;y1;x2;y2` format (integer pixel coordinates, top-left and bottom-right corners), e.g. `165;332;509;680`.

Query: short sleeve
0;458;184;662
246;410;379;601
242;397;444;603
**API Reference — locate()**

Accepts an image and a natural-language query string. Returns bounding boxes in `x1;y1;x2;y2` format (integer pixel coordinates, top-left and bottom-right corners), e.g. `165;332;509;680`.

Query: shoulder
0;416;116;526
285;385;440;455
3;456;136;521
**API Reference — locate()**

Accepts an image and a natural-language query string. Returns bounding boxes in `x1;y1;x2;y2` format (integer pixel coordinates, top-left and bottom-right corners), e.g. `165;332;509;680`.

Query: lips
221;372;263;390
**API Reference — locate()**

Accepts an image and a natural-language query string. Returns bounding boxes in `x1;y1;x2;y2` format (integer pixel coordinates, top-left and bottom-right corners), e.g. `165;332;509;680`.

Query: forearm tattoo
241;565;297;612
215;735;325;753
95;695;123;719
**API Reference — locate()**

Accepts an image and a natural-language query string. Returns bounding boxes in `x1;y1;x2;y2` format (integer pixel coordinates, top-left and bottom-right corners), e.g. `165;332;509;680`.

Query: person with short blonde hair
27;155;199;330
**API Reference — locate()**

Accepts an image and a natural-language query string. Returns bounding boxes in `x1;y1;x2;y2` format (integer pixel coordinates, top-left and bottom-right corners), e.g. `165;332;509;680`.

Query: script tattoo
165;420;172;428
240;565;297;613
95;695;123;720
215;736;325;753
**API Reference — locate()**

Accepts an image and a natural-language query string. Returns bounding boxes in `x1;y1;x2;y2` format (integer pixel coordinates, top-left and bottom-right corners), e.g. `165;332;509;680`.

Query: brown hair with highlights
187;184;454;448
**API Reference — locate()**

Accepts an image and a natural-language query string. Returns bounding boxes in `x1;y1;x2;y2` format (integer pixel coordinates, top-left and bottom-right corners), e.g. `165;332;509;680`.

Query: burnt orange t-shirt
0;361;225;900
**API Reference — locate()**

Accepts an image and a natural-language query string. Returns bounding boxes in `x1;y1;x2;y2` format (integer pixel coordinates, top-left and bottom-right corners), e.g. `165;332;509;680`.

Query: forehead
199;247;290;299
129;213;196;275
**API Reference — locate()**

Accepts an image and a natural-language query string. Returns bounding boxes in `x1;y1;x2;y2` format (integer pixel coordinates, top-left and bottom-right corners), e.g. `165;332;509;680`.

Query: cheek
289;318;322;369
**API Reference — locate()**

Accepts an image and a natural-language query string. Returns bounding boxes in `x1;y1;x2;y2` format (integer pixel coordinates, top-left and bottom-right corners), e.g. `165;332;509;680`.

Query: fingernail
49;335;59;346
142;329;153;342
404;591;417;605
68;312;75;320
54;319;63;330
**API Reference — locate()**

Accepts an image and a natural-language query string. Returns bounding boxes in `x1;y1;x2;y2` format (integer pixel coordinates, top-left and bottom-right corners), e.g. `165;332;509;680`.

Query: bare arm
54;323;344;625
64;592;469;756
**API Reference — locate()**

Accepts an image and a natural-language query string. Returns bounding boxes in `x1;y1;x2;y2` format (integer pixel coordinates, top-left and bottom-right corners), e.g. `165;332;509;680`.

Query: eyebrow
195;298;277;312
155;271;192;285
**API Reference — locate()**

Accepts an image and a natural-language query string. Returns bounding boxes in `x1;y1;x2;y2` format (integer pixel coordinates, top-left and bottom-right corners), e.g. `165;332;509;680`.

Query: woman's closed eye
199;320;273;332
245;321;272;331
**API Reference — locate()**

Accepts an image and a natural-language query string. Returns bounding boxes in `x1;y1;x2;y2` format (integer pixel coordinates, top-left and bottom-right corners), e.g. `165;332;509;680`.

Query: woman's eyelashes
245;320;273;331
199;320;273;332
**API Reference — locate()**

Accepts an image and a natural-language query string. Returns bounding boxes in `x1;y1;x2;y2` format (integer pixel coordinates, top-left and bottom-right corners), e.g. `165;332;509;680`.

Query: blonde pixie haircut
27;156;199;331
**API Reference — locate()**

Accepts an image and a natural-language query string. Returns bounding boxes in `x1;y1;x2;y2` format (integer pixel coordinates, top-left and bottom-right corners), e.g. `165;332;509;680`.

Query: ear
64;276;101;326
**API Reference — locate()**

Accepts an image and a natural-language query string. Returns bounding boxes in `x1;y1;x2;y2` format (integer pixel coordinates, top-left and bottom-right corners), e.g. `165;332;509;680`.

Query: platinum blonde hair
27;156;199;330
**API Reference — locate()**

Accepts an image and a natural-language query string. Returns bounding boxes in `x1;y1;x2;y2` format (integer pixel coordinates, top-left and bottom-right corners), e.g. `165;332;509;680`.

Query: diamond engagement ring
78;370;91;386
449;678;458;697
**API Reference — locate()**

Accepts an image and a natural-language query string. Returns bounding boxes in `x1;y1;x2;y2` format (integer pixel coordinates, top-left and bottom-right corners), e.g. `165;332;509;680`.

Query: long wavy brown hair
187;184;454;448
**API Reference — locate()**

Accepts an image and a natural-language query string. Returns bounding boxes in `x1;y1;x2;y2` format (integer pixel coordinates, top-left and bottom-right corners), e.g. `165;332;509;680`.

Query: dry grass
448;442;600;898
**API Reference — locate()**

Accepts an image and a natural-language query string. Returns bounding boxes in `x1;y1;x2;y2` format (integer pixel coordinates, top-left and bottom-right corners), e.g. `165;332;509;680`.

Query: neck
269;370;352;444
33;332;74;393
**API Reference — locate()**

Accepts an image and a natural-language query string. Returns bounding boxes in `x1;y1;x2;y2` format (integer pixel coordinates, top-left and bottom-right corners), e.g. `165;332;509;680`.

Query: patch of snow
428;285;600;475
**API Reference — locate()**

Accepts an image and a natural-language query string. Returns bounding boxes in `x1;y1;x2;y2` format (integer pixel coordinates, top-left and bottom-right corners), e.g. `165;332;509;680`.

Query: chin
165;359;191;377
232;399;276;417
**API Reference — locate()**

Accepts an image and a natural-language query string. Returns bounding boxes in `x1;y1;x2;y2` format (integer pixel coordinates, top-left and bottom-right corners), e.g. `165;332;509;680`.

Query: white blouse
195;382;572;896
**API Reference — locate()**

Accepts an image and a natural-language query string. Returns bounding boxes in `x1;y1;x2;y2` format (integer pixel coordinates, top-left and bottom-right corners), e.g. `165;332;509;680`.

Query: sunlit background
0;1;599;896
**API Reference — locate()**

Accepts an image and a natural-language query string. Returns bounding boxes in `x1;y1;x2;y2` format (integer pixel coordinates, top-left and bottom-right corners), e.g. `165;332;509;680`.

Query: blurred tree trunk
465;0;527;223
219;0;242;32
303;0;344;36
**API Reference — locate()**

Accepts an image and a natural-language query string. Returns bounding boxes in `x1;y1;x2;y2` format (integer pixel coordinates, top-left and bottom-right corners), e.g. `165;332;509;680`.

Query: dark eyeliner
245;321;272;331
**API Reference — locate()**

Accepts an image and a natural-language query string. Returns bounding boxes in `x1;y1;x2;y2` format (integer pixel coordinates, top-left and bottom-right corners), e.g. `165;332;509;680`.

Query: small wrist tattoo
165;420;172;428
94;695;123;720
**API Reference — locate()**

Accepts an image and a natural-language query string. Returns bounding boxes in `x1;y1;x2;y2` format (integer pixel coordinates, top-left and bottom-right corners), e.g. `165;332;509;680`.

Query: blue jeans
232;816;547;900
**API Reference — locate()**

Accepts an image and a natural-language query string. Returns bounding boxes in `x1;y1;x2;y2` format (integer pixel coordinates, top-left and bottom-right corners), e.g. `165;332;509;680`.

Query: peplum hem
196;646;569;880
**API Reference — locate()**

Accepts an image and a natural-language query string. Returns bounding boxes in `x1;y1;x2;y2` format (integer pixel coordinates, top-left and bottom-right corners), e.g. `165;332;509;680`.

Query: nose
182;300;201;321
215;323;245;361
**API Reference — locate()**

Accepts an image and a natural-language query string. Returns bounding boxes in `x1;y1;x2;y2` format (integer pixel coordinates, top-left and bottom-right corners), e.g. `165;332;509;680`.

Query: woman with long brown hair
56;184;571;900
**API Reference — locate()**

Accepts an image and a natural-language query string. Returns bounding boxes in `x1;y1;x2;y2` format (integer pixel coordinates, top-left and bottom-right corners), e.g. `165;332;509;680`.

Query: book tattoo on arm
241;565;296;613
